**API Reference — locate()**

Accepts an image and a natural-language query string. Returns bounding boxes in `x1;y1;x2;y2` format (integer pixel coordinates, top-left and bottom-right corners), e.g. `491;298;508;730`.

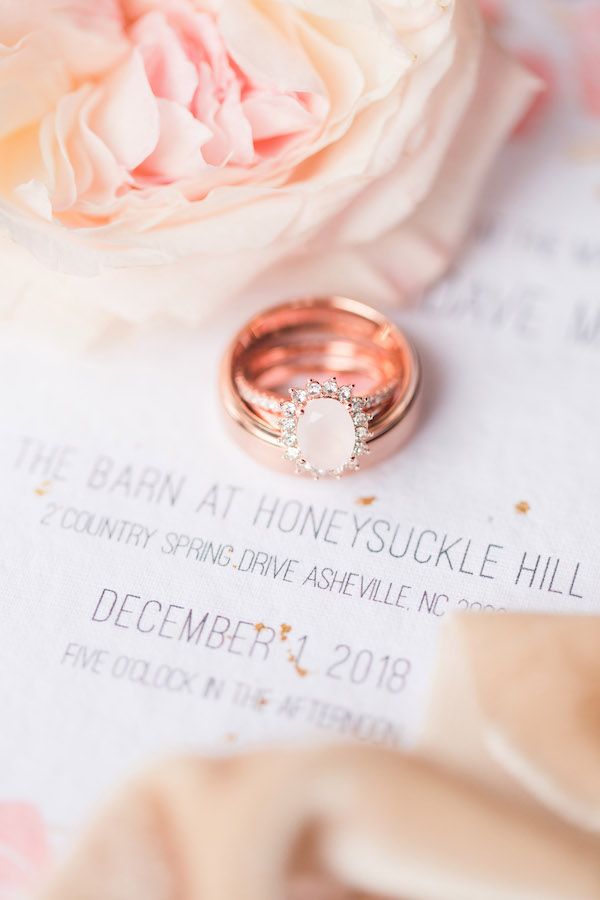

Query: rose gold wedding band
220;297;421;478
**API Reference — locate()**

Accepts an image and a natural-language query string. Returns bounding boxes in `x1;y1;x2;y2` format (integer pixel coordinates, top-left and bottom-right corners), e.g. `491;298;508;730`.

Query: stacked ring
220;296;421;479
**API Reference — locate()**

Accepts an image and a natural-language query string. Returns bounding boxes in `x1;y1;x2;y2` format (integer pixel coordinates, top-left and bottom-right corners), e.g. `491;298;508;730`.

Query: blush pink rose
0;0;537;342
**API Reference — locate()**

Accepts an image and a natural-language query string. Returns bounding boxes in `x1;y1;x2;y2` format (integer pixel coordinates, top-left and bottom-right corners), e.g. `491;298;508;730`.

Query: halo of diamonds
279;377;370;478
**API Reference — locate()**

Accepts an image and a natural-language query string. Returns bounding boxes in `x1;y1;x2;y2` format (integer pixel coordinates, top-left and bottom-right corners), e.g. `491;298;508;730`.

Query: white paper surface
1;2;599;845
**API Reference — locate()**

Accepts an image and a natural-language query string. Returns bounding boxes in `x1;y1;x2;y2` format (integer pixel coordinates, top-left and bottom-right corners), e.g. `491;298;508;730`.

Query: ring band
220;297;421;478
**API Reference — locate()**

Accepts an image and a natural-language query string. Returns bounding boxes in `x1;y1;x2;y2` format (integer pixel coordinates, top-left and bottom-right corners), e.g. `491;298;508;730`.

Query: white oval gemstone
296;398;356;472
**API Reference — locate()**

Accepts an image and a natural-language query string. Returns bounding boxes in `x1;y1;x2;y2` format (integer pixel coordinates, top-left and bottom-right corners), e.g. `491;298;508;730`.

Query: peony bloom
0;0;536;342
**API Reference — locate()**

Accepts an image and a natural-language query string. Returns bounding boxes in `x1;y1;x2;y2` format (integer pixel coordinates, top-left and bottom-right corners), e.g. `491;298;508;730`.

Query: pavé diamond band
220;297;421;478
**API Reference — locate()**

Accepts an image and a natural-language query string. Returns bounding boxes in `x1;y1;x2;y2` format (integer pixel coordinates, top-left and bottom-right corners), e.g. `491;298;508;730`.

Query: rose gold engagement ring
220;297;421;479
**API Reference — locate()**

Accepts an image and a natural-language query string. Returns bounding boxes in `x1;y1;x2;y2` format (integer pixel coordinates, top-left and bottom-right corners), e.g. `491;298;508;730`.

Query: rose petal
243;92;319;140
320;0;480;242
360;33;541;294
0;36;70;141
198;78;255;167
219;0;325;95
0;0;127;77
137;98;211;181
90;49;160;170
15;179;53;220
37;84;127;213
165;4;231;80
74;90;128;207
39;88;88;211
131;10;198;107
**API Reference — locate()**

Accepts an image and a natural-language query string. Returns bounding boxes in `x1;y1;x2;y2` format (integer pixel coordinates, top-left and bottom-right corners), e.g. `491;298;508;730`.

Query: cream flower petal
219;0;325;95
326;0;480;243
0;36;70;141
39;89;88;212
69;91;127;207
242;92;320;141
0;0;127;77
15;179;53;221
359;36;540;295
137;98;211;181
90;50;160;171
131;10;199;107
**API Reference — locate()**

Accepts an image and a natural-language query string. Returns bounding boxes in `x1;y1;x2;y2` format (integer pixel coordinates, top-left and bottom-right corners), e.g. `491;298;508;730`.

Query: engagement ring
220;297;421;478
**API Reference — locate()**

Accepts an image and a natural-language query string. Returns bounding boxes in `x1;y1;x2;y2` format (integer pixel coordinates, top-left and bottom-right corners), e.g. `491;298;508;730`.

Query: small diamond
281;401;296;416
285;447;300;460
282;433;297;447
353;412;368;426
352;397;366;411
322;378;338;396
356;426;368;440
291;388;308;404
307;381;321;398
338;385;352;402
354;442;369;456
282;417;296;432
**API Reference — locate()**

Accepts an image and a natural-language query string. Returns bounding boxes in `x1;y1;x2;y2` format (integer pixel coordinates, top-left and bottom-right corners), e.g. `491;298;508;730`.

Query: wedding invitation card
1;0;599;851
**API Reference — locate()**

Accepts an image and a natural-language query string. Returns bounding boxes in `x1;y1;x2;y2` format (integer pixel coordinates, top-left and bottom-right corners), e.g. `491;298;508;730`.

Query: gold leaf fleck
287;650;309;678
